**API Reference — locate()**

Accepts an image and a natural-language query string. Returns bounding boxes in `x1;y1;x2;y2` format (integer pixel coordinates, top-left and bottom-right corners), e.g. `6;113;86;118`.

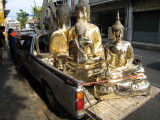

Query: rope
79;74;143;86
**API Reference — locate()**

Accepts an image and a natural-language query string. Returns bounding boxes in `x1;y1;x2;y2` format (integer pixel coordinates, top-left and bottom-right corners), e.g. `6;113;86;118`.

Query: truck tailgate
86;86;160;120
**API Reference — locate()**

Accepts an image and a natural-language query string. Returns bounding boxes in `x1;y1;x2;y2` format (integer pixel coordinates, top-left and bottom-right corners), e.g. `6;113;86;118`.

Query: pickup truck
17;34;160;120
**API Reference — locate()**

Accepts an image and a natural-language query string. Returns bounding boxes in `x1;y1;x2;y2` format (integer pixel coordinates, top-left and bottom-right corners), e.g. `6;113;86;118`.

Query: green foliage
32;6;42;20
16;9;28;28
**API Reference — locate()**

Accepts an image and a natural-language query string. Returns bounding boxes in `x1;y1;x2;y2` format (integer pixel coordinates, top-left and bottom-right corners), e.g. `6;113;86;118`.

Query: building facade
0;0;10;25
90;0;160;45
6;18;20;31
132;0;160;44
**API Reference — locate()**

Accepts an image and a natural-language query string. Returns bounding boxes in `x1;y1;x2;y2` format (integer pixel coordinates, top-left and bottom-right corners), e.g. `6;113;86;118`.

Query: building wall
89;0;160;44
132;0;160;44
67;0;89;7
90;0;128;38
0;0;3;10
7;18;20;31
0;0;5;26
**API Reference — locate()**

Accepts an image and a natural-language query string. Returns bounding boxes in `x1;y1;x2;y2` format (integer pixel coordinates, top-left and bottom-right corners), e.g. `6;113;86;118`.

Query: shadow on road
0;64;27;120
147;62;160;71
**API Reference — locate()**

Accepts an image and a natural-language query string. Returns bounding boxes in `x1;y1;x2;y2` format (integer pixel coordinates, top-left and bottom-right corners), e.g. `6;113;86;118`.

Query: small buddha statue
94;11;150;100
65;0;105;82
69;21;94;64
49;2;70;70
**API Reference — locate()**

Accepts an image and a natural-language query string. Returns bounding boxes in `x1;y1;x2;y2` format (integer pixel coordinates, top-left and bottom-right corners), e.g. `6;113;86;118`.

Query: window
38;35;49;53
23;36;32;53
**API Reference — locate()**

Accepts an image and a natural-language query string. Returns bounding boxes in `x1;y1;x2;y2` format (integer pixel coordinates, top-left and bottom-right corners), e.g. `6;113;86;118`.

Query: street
124;48;160;120
0;48;160;120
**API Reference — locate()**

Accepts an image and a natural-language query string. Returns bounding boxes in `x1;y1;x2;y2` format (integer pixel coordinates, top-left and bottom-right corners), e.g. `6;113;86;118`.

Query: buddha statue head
112;11;124;43
75;0;90;22
56;2;70;28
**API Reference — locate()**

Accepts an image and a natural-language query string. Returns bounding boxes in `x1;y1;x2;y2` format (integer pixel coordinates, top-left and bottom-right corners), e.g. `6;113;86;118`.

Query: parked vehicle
17;34;91;119
17;34;159;120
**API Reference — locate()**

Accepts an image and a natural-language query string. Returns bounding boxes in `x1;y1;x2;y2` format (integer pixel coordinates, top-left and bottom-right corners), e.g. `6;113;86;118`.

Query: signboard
0;11;5;25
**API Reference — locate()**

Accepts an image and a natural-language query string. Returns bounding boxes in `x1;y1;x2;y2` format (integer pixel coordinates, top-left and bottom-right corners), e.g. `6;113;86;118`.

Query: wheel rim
46;87;55;108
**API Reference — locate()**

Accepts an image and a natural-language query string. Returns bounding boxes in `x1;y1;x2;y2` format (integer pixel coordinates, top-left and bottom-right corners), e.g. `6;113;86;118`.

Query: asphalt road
124;48;160;120
133;48;160;86
1;48;160;120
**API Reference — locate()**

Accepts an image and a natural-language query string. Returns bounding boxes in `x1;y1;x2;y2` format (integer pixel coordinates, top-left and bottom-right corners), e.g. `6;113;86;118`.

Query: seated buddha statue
49;2;70;70
65;0;105;82
94;11;150;100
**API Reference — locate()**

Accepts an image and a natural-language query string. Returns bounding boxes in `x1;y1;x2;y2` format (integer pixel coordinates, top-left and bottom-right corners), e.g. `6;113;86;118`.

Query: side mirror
17;40;25;50
19;40;25;46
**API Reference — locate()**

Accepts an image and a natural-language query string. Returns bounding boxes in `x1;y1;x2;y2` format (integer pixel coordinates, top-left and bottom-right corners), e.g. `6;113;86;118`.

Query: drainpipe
125;0;133;42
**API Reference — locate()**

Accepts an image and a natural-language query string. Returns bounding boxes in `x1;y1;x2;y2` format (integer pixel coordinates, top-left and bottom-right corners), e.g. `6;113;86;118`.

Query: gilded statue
49;2;70;70
94;11;150;100
65;0;105;82
68;0;104;59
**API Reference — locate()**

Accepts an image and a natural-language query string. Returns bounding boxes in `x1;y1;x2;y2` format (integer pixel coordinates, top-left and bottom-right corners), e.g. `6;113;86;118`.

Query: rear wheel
44;83;57;110
16;56;24;72
44;83;69;118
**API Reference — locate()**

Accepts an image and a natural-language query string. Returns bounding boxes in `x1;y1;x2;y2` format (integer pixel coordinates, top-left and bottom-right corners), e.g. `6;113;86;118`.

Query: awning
90;0;124;6
4;10;10;18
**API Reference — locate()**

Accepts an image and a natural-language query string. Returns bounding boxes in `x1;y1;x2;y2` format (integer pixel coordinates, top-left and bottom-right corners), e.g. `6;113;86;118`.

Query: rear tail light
76;92;84;114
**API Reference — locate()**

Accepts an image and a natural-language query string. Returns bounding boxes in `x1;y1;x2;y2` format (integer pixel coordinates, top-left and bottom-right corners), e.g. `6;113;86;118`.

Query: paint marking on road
151;83;160;88
135;55;143;58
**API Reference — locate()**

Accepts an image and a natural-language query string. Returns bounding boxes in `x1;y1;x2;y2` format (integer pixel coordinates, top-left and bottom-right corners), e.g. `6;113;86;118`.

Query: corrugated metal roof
90;0;124;6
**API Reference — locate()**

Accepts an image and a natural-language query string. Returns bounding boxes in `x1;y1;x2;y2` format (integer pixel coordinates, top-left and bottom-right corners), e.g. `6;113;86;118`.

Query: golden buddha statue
68;0;104;59
94;11;150;100
65;0;105;82
49;2;70;70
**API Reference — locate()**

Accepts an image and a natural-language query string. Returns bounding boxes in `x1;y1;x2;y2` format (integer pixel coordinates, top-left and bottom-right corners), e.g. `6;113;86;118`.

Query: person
8;28;19;65
0;26;7;65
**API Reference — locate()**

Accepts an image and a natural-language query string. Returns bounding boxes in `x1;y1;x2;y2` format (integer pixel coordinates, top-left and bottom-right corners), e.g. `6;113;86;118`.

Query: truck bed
86;86;160;120
37;54;160;120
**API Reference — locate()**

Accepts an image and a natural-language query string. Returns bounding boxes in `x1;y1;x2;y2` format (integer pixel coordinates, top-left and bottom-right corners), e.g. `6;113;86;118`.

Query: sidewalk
102;37;160;52
0;61;58;120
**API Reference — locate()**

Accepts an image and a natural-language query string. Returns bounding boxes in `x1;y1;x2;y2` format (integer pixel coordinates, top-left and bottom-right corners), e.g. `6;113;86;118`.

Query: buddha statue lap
65;0;105;83
49;2;70;70
94;11;150;100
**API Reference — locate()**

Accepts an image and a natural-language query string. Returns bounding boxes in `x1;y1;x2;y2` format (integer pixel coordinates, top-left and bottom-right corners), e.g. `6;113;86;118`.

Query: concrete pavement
0;62;60;120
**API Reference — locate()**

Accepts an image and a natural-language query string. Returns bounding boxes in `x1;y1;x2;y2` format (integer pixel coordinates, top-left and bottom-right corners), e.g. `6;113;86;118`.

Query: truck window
38;35;49;53
23;36;32;53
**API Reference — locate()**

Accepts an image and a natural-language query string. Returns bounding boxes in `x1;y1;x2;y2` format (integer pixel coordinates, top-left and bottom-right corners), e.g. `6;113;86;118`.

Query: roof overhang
90;0;124;6
4;10;10;18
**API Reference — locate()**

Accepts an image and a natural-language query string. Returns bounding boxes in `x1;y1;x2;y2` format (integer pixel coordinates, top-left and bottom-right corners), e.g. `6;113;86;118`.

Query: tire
44;83;58;110
44;83;68;118
16;56;24;72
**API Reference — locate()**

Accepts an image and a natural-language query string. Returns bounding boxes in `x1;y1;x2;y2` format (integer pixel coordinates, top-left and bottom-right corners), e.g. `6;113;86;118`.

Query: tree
32;6;42;21
16;9;28;28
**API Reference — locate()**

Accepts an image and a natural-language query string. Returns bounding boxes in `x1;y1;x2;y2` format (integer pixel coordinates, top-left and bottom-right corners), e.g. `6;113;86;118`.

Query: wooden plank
87;86;160;120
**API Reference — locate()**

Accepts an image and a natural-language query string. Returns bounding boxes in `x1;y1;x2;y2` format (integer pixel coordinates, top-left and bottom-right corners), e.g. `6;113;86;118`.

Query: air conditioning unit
54;0;63;6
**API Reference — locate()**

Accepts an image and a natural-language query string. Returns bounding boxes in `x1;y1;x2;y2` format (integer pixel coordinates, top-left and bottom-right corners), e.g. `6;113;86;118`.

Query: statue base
94;78;150;100
65;58;105;83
